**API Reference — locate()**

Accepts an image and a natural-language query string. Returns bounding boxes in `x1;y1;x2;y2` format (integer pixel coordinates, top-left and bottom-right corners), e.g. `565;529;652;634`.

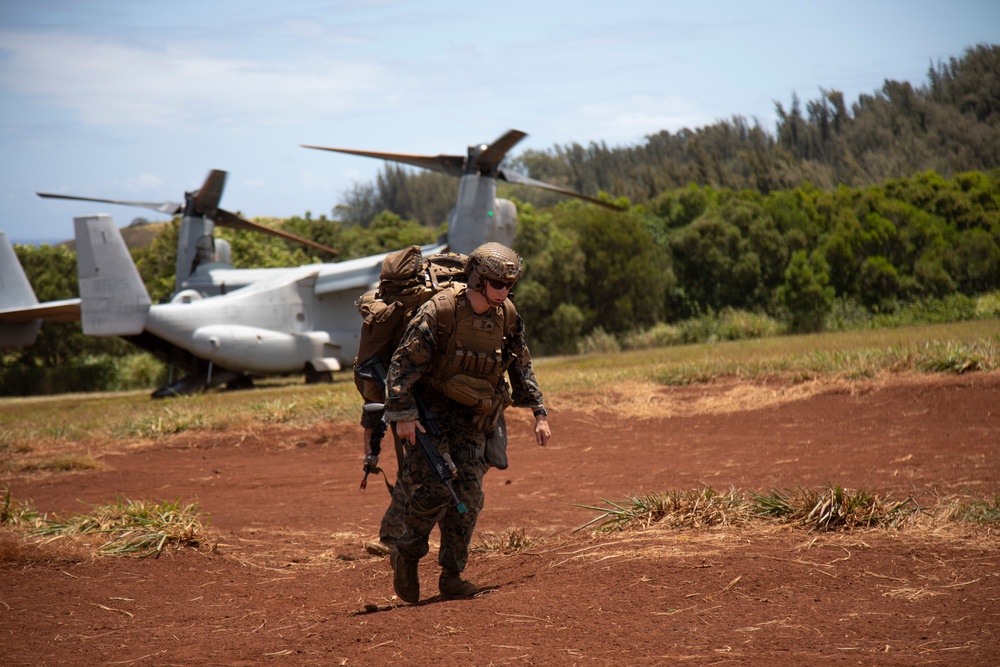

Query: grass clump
574;488;750;532
472;527;541;554
17;454;102;474
750;485;919;530
1;488;39;527
576;485;924;533
251;399;300;423
949;495;1000;525
34;497;208;557
121;407;207;439
912;338;999;373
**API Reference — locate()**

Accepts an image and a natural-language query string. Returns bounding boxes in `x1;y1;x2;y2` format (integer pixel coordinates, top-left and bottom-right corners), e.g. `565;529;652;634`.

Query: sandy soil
2;372;999;666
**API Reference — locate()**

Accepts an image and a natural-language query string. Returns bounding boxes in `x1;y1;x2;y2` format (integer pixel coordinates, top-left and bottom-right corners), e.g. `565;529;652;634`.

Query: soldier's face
484;280;511;305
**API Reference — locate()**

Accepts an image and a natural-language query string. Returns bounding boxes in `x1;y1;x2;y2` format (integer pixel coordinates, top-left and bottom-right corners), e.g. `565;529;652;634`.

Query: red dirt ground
2;372;999;666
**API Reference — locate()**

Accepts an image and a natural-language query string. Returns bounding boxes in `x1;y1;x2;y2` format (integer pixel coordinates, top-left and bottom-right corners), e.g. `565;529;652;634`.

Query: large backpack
353;245;468;403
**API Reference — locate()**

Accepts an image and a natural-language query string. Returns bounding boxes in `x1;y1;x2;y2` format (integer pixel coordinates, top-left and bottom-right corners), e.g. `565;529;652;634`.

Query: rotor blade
473;130;528;171
37;192;183;215
213;208;340;256
189;170;227;217
497;169;624;210
301;144;466;178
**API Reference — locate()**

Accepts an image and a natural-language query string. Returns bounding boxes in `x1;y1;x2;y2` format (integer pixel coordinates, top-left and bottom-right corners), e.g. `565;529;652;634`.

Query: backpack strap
500;298;518;337
431;285;461;351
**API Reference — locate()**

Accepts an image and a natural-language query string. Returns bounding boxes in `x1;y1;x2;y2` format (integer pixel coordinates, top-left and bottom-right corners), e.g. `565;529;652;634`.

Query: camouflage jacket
384;291;544;424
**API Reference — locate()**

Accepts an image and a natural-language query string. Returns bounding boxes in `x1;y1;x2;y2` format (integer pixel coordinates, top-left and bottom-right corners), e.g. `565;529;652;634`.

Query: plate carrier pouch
353;245;468;403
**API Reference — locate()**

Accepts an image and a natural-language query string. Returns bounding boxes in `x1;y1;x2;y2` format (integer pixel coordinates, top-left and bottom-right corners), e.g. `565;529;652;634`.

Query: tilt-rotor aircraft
1;130;617;398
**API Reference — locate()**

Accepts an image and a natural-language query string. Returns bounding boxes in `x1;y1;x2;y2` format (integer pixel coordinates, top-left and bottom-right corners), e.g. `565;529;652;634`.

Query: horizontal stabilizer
0;230;41;346
74;215;151;336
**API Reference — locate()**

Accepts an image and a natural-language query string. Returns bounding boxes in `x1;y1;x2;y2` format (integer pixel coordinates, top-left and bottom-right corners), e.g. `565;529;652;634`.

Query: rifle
356;358;468;514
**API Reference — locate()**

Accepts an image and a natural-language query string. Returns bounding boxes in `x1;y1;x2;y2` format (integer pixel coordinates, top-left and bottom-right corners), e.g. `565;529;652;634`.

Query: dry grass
0;530;91;565
33;497;208;558
14;453;102;474
472;527;544;554
573;486;996;535
563;378;851;420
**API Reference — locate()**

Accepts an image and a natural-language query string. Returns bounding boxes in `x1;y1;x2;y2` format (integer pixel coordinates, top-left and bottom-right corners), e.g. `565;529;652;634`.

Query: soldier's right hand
394;419;426;445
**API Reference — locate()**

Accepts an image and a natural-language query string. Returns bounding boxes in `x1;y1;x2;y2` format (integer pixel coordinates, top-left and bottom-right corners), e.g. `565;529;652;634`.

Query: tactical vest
430;285;517;430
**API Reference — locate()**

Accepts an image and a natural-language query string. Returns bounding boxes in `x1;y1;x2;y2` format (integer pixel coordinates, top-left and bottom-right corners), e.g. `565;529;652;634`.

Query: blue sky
1;0;997;244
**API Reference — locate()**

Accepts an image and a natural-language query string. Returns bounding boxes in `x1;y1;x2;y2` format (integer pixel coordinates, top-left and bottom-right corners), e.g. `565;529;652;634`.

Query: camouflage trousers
379;413;507;551
387;404;490;573
378;475;409;545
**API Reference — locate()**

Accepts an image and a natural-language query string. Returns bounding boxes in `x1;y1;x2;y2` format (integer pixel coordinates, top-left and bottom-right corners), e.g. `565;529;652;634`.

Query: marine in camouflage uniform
384;242;550;603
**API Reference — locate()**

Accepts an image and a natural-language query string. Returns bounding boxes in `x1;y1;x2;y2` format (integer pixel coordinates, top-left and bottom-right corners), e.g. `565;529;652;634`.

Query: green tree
778;250;835;332
513;203;588;354
860;255;901;309
554;204;672;334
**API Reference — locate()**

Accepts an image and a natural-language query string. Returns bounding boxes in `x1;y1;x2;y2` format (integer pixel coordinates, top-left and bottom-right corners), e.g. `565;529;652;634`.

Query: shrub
577;327;621;355
976;290;1000;317
622;322;683;350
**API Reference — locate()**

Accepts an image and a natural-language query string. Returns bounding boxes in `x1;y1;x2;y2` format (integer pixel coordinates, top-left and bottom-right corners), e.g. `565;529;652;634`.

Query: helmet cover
468;242;522;292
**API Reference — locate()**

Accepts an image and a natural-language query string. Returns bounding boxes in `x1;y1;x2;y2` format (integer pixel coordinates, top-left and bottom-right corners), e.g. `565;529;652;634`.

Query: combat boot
439;568;479;600
390;550;419;603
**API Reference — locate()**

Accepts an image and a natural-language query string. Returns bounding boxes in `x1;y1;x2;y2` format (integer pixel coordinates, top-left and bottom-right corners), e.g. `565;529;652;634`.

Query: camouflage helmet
467;242;522;293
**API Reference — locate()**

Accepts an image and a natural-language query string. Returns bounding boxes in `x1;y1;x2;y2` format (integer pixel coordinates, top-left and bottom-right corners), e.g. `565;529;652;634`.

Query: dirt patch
2;372;999;666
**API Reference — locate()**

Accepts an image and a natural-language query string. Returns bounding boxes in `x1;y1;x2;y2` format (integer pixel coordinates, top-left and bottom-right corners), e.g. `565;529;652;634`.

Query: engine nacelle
190;325;338;373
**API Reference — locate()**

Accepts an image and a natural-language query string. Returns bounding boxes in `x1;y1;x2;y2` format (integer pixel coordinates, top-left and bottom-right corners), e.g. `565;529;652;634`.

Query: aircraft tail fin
0;230;42;346
74;215;151;335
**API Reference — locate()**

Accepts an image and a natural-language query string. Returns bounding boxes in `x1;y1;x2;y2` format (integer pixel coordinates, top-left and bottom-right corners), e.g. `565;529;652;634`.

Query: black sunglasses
486;277;516;291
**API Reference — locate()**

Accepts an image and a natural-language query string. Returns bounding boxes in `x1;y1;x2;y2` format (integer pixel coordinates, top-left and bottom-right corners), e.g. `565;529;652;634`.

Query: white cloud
119;173;167;193
0;30;392;128
572;95;717;144
298;169;339;194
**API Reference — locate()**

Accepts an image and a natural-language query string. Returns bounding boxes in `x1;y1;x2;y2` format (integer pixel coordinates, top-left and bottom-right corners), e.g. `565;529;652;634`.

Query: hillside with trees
3;44;999;393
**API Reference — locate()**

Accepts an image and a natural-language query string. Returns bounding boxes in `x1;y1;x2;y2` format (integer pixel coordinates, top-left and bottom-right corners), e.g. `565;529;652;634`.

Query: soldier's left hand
534;415;550;446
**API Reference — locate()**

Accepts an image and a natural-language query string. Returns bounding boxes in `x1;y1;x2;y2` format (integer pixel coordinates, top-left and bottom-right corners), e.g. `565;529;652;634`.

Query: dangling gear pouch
478;379;514;439
441;374;497;412
485;411;509;470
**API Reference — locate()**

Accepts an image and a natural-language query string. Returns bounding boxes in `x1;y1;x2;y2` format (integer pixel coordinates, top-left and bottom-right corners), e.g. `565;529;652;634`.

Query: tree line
512;169;1000;353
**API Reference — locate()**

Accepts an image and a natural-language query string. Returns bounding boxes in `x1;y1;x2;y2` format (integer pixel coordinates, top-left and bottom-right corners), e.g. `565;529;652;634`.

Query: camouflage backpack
353;245;468;403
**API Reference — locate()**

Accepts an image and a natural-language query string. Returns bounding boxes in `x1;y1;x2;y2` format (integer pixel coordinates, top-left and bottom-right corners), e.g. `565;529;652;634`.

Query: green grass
0;378;362;448
536;320;1000;393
